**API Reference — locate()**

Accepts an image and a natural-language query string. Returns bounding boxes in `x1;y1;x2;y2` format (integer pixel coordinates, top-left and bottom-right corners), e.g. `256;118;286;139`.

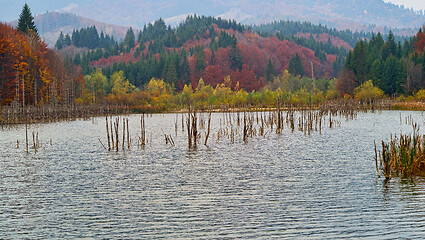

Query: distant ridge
8;12;130;47
51;0;425;34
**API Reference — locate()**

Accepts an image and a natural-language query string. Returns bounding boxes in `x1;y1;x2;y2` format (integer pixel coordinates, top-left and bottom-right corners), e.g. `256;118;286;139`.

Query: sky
1;0;425;23
383;0;425;11
0;0;87;22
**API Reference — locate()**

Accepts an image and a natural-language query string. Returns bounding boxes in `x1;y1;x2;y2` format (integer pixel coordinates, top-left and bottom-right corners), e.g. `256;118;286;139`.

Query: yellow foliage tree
110;70;135;95
194;78;214;106
415;89;425;101
269;69;292;91
85;68;108;103
145;78;172;110
234;89;248;106
354;80;384;102
325;78;340;100
180;84;194;107
213;76;233;107
146;78;169;96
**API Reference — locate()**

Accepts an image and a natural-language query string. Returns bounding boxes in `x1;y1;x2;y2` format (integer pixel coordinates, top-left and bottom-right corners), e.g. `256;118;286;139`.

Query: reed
376;124;425;178
110;117;115;149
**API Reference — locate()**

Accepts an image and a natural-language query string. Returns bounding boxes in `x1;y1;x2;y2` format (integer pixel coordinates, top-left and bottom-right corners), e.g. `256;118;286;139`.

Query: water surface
1;111;425;239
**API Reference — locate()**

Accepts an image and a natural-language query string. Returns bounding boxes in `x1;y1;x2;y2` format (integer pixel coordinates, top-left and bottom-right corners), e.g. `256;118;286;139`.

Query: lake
1;110;425;239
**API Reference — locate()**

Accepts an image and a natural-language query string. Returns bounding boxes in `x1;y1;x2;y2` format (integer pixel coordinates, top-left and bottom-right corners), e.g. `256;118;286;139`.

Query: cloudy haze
1;0;425;25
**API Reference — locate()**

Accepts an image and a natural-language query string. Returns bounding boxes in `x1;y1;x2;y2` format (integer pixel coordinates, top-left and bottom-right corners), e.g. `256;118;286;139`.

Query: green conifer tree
55;31;64;50
265;59;277;82
17;3;38;35
229;35;243;71
288;53;305;76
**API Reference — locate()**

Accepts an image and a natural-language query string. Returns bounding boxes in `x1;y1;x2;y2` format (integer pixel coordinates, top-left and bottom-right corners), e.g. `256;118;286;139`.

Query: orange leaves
1;23;81;105
413;27;425;55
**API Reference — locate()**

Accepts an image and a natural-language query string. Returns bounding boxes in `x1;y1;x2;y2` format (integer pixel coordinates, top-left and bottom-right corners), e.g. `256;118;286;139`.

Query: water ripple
1;111;425;238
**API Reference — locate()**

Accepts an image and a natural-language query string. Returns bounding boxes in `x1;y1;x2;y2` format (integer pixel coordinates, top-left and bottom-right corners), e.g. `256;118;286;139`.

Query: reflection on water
1;111;425;238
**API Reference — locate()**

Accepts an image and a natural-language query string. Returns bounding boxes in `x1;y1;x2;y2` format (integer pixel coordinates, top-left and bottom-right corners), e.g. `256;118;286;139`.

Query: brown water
1;111;425;239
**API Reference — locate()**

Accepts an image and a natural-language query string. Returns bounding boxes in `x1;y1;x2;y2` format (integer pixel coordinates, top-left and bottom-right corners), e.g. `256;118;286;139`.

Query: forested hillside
60;15;348;94
4;6;425;111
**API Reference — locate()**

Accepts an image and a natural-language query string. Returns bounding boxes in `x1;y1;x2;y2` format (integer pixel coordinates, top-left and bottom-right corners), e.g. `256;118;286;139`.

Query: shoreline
1;99;424;126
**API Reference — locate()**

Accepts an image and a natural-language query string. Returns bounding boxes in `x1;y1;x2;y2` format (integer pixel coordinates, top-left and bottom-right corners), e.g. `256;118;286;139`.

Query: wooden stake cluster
104;116;131;152
1;104;126;126
186;107;199;148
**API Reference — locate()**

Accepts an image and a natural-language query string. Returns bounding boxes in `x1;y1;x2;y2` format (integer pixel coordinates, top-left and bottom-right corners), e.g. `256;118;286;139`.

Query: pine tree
17;3;38;35
265;59;277;82
288;53;305;76
165;57;178;85
64;34;71;46
352;39;368;85
55;31;64;50
123;27;136;52
386;31;396;57
229;35;243;71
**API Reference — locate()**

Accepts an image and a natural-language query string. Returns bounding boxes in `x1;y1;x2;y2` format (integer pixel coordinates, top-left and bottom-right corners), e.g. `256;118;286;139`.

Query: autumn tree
354;80;384;103
0;23;82;106
337;69;356;95
85;69;108;103
413;28;425;55
110;70;135;95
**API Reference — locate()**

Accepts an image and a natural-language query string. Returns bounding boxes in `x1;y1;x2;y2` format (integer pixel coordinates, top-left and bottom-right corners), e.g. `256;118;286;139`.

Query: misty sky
1;0;425;23
0;0;86;22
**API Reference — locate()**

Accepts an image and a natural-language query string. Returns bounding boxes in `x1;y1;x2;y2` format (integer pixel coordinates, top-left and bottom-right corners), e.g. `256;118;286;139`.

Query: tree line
55;26;117;50
337;31;420;96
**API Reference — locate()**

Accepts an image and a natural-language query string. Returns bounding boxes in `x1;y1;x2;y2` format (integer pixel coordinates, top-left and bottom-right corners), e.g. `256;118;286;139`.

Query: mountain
7;0;425;47
56;0;425;33
8;12;130;47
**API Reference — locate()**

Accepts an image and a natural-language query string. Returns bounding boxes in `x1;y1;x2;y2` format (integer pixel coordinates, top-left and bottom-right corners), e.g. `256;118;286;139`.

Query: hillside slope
8;12;129;47
57;0;425;33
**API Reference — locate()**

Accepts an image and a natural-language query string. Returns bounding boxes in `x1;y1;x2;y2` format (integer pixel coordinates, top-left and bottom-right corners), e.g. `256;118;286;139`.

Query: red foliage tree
202;65;225;88
337;69;356;95
414;27;425;55
239;43;267;77
230;64;263;91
